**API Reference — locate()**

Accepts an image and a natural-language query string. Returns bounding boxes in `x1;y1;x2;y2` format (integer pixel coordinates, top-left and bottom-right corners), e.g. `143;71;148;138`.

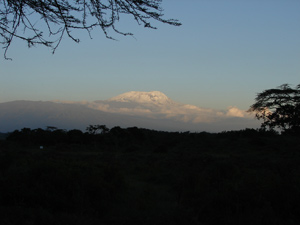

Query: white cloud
225;106;257;119
51;98;256;125
226;106;246;118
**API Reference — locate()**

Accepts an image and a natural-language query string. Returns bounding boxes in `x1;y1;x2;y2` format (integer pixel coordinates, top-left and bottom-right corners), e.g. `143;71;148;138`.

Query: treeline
1;126;300;225
4;125;279;148
4;125;172;147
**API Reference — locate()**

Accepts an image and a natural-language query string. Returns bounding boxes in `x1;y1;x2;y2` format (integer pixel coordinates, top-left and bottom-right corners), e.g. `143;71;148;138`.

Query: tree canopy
248;84;300;133
0;0;181;59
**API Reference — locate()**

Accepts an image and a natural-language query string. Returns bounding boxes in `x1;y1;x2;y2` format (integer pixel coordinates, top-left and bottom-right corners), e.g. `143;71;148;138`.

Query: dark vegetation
249;83;300;134
1;125;300;225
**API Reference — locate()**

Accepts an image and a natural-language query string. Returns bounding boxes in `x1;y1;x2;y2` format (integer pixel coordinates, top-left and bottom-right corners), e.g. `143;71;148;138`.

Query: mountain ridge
0;92;260;132
107;91;175;105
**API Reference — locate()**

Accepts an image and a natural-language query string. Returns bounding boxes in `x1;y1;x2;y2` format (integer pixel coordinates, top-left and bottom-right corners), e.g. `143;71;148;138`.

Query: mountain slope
108;91;175;105
0;100;212;132
0;92;260;132
94;91;217;120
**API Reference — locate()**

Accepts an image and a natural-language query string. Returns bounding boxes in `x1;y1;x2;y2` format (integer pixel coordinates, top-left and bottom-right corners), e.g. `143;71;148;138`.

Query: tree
0;0;181;59
248;84;300;133
86;124;109;135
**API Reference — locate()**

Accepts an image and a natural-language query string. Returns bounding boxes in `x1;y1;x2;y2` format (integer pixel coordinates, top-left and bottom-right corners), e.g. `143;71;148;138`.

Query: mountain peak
108;91;173;105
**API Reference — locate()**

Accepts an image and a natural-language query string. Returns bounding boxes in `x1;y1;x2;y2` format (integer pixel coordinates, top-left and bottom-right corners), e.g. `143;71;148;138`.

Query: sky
1;0;300;112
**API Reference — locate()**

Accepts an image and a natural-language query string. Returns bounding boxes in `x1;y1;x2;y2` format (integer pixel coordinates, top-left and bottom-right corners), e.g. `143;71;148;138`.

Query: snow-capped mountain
91;91;212;120
0;91;260;132
65;91;256;126
108;91;175;105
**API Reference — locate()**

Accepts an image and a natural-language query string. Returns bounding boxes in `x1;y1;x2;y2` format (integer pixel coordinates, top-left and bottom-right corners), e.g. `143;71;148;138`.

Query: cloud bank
52;91;256;126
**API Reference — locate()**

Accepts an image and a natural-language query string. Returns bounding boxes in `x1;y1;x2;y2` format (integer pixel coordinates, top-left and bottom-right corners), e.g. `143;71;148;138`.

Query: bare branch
1;0;181;59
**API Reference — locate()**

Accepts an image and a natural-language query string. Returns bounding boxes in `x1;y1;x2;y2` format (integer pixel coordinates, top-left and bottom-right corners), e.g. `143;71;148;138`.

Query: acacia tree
0;0;181;59
248;84;300;133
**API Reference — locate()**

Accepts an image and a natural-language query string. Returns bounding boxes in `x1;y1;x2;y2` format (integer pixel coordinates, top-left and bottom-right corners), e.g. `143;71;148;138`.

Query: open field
1;128;300;225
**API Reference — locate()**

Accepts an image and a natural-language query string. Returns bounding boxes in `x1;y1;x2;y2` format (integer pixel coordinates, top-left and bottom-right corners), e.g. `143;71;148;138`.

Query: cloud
226;107;246;118
225;106;255;119
51;100;256;125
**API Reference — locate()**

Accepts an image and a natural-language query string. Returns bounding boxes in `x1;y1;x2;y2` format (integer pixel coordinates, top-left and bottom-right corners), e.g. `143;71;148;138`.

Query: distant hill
0;91;260;132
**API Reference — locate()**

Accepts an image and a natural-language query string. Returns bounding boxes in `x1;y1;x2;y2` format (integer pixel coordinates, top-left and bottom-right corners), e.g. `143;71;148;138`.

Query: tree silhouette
248;84;300;133
86;124;109;135
0;0;181;59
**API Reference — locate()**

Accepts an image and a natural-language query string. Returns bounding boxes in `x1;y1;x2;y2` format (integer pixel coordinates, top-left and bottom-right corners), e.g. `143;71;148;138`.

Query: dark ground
0;127;300;225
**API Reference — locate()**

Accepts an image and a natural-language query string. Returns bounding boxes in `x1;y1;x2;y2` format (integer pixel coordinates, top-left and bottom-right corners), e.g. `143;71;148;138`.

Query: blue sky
1;0;300;111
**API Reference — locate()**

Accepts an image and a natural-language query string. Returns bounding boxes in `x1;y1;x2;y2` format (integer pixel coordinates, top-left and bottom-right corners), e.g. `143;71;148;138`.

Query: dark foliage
249;84;300;133
0;0;181;59
86;124;109;135
1;126;300;225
